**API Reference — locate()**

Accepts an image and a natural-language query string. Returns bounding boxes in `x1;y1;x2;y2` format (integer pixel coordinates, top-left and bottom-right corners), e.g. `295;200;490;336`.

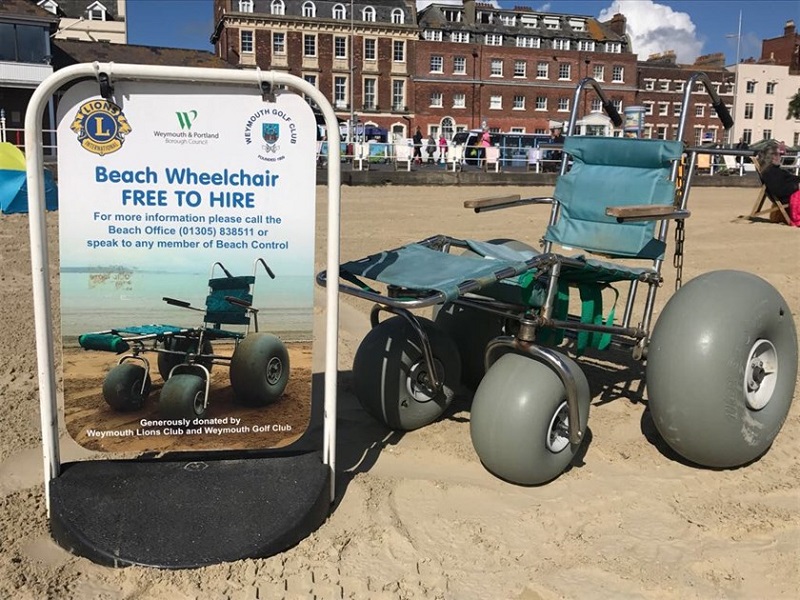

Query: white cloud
598;0;704;63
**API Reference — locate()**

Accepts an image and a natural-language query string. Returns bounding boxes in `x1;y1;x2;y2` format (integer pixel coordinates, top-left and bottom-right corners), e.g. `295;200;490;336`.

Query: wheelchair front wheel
102;363;151;412
470;352;591;485
647;270;797;468
353;316;461;431
159;373;206;420
230;333;290;406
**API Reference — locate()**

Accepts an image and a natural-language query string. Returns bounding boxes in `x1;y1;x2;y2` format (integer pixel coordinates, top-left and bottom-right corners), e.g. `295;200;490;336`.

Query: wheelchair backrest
205;275;256;327
544;136;683;260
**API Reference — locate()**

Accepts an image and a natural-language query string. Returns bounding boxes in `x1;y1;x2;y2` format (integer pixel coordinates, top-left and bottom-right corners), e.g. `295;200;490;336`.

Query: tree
788;90;800;120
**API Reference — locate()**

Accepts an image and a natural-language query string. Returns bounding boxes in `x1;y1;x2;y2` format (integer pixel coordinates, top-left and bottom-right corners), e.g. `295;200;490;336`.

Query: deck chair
484;146;501;172
394;143;412;171
448;144;464;172
743;157;791;225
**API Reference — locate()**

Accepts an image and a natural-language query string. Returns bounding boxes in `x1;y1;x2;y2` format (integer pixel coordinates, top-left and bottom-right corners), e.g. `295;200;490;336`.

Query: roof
52;39;236;69
0;0;60;22
46;0;122;20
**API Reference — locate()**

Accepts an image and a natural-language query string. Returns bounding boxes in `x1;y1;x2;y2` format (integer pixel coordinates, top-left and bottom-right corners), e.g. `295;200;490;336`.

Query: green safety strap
576;283;618;354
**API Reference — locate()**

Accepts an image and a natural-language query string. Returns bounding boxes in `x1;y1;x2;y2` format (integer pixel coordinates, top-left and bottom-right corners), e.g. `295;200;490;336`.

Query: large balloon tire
157;337;214;381
646;270;797;468
230;333;290;406
102;363;152;412
470;352;591;485
433;238;538;390
353;316;461;431
159;373;207;420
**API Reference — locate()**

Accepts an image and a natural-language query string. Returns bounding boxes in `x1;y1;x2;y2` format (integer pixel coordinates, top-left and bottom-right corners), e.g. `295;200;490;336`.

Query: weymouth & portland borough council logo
70;99;132;156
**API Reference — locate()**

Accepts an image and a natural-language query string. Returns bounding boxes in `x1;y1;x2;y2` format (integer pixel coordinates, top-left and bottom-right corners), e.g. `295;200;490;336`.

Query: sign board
56;81;317;454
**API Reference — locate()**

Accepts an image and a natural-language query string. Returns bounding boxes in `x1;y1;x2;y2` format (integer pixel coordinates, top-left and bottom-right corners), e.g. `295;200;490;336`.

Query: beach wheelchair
318;74;797;485
79;259;290;420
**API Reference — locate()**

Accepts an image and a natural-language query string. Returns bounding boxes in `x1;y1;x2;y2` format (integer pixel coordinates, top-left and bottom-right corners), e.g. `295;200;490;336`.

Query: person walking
438;133;448;165
426;134;437;164
412;127;423;165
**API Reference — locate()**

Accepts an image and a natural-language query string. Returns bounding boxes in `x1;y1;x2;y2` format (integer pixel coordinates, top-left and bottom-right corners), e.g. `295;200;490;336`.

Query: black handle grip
224;295;252;308
603;100;623;127
712;99;734;129
163;297;190;308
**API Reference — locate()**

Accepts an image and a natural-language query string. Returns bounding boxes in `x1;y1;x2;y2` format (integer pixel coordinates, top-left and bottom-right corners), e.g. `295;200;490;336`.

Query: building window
272;32;285;54
304;34;316;57
490;95;502;109
392;80;405;110
451;31;470;43
660;80;670;91
271;0;285;16
673;102;682;117
490;59;503;76
558;63;570;80
516;36;540;48
430;92;443;108
695;104;704;117
364;38;376;61
362;6;376;22
303;74;317;88
486;34;503;46
644;102;653;116
578;40;595;51
659;103;669;116
513;95;525;110
453;56;466;74
500;14;516;26
240;30;254;53
694;127;703;146
558;97;569;111
591;98;602;112
762;129;772;140
453;93;466;108
764;104;774;120
535;96;547;110
334;76;347;108
569;18;586;31
334;36;347;59
393;40;405;62
675;81;684;92
744;103;753;119
430;55;443;73
536;62;548;78
746;81;755;93
87;2;106;20
593;65;604;81
766;81;776;94
514;60;526;78
239;0;254;12
612;66;624;82
553;39;570;51
443;8;462;22
423;30;442;41
364;78;376;109
644;79;655;91
332;3;346;19
543;16;560;29
742;129;752;144
613;99;623;113
302;1;316;18
391;8;404;24
521;14;538;28
606;41;621;53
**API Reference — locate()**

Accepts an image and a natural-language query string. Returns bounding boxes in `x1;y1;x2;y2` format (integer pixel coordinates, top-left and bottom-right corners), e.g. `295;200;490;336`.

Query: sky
126;0;800;66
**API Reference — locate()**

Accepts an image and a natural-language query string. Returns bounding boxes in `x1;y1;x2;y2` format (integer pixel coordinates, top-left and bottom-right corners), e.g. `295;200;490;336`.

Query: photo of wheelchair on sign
318;73;797;486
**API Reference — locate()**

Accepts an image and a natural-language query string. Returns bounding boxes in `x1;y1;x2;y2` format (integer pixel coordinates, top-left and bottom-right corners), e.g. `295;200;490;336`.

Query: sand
0;184;798;599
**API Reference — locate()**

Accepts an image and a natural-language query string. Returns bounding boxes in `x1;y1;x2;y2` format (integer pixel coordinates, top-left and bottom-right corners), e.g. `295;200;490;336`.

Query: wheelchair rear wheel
230;333;290;406
470;352;590;485
102;363;151;412
353;316;461;431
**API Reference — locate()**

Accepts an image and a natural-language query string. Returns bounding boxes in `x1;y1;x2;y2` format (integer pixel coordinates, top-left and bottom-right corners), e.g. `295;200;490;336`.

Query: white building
730;64;800;147
39;0;127;44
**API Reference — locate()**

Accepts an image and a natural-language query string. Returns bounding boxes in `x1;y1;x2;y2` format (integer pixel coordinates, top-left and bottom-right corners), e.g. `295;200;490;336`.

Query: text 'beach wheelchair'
318;74;797;485
79;259;290;421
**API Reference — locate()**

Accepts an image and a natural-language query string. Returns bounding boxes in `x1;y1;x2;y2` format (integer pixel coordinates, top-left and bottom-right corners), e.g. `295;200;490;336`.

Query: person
545;126;564;172
479;130;491;166
426;134;436;164
758;142;800;226
735;137;749;168
438;133;448;164
412;127;423;165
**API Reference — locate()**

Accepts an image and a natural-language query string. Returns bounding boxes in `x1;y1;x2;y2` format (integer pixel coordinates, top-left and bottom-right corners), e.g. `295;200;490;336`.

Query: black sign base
49;452;330;568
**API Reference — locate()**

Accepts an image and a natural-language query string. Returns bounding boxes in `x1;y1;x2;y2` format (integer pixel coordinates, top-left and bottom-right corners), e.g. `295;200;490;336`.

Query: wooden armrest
605;205;690;222
464;195;553;213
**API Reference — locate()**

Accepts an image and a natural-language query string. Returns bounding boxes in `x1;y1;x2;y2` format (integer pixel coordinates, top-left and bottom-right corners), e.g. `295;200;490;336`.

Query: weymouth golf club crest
70;99;132;156
262;122;280;153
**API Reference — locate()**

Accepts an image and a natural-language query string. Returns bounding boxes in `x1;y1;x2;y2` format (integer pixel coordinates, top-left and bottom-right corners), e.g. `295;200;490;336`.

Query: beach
0;184;798;599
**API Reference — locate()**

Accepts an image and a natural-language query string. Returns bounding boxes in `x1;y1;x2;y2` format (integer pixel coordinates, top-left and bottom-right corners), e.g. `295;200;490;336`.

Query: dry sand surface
1;184;798;599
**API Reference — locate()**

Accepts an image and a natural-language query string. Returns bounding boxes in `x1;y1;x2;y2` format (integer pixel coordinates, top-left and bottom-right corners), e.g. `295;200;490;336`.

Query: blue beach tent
0;142;58;214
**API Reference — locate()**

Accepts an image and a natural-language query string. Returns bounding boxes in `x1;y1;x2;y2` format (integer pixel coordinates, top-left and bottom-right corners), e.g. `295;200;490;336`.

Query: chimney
785;20;796;36
607;13;626;36
464;0;476;26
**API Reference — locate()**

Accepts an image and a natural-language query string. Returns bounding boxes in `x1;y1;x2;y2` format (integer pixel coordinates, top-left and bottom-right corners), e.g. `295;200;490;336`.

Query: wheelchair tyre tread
159;373;206;420
647;270;797;468
230;333;290;406
102;363;151;412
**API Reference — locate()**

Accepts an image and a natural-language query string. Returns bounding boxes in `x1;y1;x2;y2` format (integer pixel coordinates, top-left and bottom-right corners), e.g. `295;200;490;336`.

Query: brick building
636;51;734;145
761;19;799;74
211;0;639;141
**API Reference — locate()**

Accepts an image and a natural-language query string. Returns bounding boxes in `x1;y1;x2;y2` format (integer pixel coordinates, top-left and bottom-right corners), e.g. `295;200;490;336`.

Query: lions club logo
70;99;132;156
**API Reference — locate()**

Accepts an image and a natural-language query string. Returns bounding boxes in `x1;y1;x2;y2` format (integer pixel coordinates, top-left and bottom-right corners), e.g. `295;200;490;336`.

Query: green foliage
788;90;800;120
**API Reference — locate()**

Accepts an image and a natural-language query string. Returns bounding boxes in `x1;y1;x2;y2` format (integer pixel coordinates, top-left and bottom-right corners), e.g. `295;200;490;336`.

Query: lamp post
349;0;355;144
725;10;743;144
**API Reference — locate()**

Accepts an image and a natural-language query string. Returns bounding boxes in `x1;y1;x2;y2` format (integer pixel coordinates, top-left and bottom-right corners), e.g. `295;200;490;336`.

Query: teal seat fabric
545;137;683;260
205;275;255;326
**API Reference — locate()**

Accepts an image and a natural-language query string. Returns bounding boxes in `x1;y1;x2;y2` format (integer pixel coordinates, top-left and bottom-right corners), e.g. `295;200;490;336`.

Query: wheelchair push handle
163;296;190;308
712;99;734;130
602;99;623;128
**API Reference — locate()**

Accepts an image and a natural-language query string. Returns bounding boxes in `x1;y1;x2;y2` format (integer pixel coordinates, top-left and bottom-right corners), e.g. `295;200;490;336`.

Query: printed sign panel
56;81;316;453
